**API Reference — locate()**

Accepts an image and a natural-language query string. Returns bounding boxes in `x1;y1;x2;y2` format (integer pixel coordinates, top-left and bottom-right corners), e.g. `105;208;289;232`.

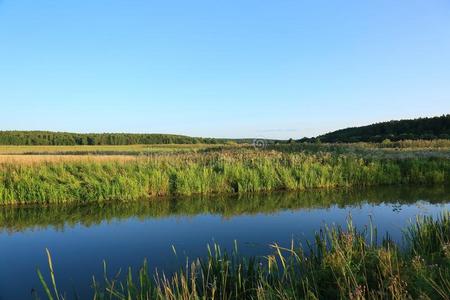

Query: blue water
0;186;449;299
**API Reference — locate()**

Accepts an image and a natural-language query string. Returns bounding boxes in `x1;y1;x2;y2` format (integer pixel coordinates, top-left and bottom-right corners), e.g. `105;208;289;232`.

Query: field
0;144;230;164
1;140;449;159
0;143;225;155
0;141;449;205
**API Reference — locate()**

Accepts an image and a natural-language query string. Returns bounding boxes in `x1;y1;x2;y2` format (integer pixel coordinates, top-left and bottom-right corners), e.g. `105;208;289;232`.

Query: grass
0;144;226;155
1;146;449;205
37;211;450;299
270;142;450;159
1;139;449;156
0;154;140;164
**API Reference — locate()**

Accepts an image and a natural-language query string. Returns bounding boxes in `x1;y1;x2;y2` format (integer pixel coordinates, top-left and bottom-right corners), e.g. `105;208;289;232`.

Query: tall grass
1;149;449;205
37;212;450;299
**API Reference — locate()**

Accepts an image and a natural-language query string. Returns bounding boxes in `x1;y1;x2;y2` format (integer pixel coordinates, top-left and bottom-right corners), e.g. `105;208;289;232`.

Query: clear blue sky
1;0;449;139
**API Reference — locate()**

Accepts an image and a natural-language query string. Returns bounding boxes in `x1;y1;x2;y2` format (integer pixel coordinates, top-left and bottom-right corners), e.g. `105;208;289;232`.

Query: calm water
1;186;449;299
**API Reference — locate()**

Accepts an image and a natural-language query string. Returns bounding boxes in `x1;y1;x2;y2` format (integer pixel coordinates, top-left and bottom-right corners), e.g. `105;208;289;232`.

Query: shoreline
1;149;449;206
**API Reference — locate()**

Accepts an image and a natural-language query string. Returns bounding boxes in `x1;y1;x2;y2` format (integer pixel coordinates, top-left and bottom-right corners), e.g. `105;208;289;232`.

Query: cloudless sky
1;0;449;139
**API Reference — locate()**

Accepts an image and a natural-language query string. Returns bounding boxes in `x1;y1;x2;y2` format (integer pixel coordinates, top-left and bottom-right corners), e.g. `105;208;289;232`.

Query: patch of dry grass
0;144;226;155
0;154;142;164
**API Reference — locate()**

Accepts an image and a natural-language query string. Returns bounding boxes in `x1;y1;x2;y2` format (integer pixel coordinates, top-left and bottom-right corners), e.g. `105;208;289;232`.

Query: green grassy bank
1;150;450;205
38;212;450;299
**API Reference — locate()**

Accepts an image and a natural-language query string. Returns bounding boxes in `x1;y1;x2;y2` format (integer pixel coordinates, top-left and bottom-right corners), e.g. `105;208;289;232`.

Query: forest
0;131;221;145
303;114;450;143
2;115;449;146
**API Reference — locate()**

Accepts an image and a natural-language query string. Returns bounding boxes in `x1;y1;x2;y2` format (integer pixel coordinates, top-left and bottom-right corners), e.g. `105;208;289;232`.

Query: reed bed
271;143;450;159
1;149;449;205
37;211;450;299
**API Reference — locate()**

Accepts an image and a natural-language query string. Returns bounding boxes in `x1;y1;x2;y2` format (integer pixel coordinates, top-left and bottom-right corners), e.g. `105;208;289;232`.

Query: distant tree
0;131;233;145
317;115;450;143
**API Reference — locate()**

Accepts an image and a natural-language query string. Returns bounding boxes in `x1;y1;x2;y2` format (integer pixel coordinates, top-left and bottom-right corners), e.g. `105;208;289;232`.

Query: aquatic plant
37;212;450;299
1;149;449;205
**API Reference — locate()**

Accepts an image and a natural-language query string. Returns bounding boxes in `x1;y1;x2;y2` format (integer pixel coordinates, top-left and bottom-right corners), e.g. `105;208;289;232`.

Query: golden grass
0;144;225;155
0;154;142;164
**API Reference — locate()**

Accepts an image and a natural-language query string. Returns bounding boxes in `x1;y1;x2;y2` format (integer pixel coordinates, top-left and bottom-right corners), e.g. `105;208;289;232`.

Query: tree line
300;114;450;143
0;131;221;145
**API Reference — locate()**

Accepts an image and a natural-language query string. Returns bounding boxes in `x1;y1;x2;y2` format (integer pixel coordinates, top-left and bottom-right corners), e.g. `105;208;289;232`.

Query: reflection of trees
0;185;449;233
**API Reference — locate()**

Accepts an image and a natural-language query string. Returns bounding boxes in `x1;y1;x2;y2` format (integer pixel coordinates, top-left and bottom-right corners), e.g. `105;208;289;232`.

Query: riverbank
38;211;450;299
1;148;449;205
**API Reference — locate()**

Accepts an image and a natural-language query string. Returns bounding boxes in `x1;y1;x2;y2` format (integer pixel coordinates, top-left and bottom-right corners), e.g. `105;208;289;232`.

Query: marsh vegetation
0;143;449;205
38;212;450;299
0;149;449;205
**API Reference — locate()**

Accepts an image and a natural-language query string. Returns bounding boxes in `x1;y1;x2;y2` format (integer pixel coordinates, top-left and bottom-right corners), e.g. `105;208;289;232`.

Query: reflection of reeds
1;149;449;205
37;212;450;299
1;185;449;233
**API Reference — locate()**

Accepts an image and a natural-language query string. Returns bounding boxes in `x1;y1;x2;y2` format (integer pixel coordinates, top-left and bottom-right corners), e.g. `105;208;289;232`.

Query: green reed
1;149;449;205
37;211;450;299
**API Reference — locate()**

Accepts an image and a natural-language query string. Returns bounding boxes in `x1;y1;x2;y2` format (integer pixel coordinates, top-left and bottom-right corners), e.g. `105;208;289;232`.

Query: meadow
38;211;450;299
0;143;225;156
0;142;449;205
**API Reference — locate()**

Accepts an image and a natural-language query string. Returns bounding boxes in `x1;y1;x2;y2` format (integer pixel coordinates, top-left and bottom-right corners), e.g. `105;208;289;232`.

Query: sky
0;0;449;139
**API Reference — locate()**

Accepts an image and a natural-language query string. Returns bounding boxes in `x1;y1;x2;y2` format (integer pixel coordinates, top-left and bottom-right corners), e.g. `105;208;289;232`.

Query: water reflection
0;186;449;299
1;185;449;233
